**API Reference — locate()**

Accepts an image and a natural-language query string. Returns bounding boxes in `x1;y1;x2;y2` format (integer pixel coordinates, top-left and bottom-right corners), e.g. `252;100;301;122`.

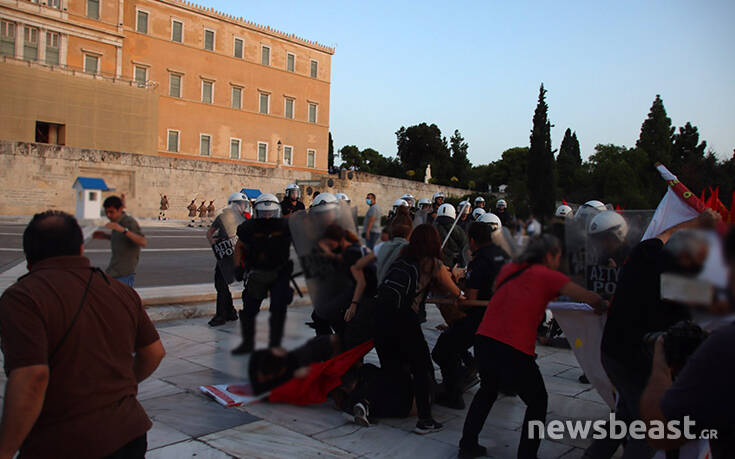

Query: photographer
584;210;720;459
640;227;735;458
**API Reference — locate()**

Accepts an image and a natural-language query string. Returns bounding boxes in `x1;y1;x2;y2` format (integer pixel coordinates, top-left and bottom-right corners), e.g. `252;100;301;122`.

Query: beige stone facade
0;141;472;218
1;0;333;170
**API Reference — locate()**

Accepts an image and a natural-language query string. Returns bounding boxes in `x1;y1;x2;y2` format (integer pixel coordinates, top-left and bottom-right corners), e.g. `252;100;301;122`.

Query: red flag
269;340;374;406
642;163;704;240
562;199;568;206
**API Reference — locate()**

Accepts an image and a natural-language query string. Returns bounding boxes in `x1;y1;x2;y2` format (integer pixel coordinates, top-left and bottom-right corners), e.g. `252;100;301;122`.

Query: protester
433;222;509;410
363;193;382;250
372;228;390;256
459;234;608;459
232;193;293;354
374;224;464;434
640;227;735;459
525;213;541;238
281;183;305;217
206;192;250;327
584;209;719;459
158;194;169;220
92;195;146;287
0;211;165;458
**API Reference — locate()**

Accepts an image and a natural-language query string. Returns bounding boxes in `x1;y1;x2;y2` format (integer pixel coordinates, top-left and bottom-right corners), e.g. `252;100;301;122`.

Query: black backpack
375;258;421;312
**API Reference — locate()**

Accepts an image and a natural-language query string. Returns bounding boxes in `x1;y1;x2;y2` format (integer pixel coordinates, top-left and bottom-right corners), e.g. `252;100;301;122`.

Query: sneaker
353;402;370;427
208;316;226;327
414;418;443;434
458;443;487;458
231;342;254;355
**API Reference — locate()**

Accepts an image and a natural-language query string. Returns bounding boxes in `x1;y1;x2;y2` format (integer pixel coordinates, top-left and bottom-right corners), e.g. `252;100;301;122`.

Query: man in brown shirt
197;201;207;227
0;210;165;458
187;199;198;227
92;196;147;287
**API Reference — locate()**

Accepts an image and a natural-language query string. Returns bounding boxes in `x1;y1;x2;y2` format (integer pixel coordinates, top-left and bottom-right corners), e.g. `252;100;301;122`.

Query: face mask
366;198;372;205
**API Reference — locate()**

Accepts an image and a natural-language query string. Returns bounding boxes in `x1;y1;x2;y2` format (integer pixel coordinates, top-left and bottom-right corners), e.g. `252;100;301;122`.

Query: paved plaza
0;305;616;458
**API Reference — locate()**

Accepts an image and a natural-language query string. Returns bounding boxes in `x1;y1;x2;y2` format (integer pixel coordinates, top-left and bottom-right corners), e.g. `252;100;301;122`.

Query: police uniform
431;243;509;405
208;208;243;325
235;217;293;351
280;199;305;217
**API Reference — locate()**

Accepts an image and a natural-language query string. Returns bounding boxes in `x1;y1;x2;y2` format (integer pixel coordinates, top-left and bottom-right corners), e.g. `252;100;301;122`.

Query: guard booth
240;188;262;204
73;177;112;220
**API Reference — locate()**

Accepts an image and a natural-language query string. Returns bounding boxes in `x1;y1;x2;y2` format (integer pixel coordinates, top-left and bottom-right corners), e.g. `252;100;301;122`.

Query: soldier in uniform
159;195;169;220
197;201;207;227
281;183;305;217
187;199;197;227
207;192;250;327
232;194;294;354
206;200;216;225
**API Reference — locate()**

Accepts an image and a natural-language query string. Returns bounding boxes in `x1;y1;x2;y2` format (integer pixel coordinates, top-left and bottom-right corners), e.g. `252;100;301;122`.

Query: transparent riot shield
211;207;245;284
583;210;654;298
288;201;359;323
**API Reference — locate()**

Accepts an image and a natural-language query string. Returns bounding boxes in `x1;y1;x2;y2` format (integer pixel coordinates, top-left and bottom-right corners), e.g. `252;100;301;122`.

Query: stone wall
0;141;472;218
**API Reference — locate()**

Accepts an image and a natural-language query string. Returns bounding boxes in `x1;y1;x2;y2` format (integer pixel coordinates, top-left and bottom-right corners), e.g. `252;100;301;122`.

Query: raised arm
558;281;608;314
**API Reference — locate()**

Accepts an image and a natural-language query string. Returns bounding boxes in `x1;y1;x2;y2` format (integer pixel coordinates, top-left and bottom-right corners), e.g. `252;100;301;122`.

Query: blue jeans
114;275;136;287
365;231;380;250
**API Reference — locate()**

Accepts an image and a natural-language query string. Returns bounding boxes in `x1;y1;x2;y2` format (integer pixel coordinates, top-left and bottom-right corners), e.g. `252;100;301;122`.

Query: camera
643;320;709;376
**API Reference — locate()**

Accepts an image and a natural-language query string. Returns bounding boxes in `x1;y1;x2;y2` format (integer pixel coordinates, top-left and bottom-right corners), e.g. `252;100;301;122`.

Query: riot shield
289;201;359;323
583;210;654;298
211;207;245;284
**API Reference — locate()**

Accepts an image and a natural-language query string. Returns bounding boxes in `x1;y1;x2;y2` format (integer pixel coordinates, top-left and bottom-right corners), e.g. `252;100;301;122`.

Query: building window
231;86;242;109
234;37;243;58
257;142;267;162
283;145;293;166
23;26;38;61
261;45;270;65
230;138;240;159
134;66;147;87
167;130;179;152
286;53;295;72
310;59;318;78
171;20;183;43
35;121;65;145
169;73;181;97
308;103;317;123
1;21;16;57
45;31;59;65
259;93;269;114
284;98;294;119
200;134;211;156
84;54;99;74
204;29;215;51
136;10;149;34
307;149;316;168
48;0;61;9
202;80;213;104
87;0;100;19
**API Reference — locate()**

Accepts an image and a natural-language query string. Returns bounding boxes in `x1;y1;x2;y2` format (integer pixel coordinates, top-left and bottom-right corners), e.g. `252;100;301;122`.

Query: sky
207;0;735;165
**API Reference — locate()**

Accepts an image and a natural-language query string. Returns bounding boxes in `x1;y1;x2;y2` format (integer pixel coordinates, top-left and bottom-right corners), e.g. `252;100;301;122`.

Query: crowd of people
0;183;733;459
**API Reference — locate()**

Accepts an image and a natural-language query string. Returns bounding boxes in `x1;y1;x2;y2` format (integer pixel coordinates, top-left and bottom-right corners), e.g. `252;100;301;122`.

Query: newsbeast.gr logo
528;414;718;441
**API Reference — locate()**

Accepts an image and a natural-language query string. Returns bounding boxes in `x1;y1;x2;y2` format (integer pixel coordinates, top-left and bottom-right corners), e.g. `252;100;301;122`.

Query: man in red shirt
0;211;165;458
459;234;607;459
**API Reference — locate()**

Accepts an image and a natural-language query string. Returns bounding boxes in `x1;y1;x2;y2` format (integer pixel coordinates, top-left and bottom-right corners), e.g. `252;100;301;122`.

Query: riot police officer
232;193;294;354
281;183;305;217
207;192;250;327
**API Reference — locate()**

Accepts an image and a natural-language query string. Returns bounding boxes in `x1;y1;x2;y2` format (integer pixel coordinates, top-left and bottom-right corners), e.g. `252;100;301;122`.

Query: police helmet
432;192;445;203
478;212;502;232
285;183;301;200
418;198;432;210
472;207;486;220
335;192;351;204
437;203;456;219
400;193;415;208
588;211;628;242
474;196;485;206
555;205;574;219
253;193;281;218
309;192;338;213
496;199;507;209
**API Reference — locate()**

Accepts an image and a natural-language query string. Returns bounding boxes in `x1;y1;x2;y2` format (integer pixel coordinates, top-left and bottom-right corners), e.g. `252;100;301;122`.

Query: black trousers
104;434;147;459
461;336;547;459
431;308;485;397
340;363;414;418
241;270;292;348
214;265;236;319
374;307;434;420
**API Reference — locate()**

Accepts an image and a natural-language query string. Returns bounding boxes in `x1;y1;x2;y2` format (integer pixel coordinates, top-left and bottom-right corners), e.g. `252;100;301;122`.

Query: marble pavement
129;303;621;459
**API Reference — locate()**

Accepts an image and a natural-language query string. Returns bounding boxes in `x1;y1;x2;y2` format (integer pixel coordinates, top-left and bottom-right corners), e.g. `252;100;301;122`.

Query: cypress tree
556;128;582;197
527;84;556;220
636;95;675;203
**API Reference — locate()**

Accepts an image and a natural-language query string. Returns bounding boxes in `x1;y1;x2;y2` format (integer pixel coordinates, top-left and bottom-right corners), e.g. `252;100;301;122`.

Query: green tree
671;122;707;194
556;128;582;198
338;145;364;169
636;94;675;202
527;84;556;220
328;132;335;170
491;147;530;215
449;129;472;187
587;144;649;208
395;123;451;183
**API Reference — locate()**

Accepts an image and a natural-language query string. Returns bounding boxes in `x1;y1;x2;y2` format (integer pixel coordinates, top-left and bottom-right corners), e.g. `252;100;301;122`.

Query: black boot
232;314;255;355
